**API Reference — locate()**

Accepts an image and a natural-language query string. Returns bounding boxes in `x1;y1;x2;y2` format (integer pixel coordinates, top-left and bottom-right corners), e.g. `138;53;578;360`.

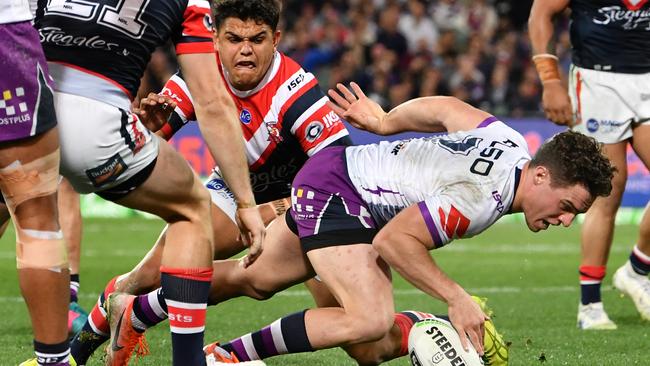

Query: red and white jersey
0;0;32;23
161;51;351;203
345;118;529;247
34;0;214;110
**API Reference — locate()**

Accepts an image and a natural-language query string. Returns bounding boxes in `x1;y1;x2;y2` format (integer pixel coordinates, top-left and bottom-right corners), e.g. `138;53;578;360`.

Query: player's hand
541;81;575;126
447;291;488;356
327;82;388;135
134;92;177;132
235;206;266;268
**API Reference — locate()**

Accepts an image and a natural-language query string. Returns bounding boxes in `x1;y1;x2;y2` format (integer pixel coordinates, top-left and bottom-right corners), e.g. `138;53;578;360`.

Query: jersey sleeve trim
478;116;498;128
175;41;214;55
417;201;443;248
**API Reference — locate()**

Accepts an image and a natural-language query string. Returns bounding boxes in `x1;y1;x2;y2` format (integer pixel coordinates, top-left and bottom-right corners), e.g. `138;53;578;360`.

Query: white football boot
577;302;617;330
613;261;650;321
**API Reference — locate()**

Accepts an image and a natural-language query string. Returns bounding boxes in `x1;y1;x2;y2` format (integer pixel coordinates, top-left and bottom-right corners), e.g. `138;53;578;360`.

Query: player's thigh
219;214;313;299
114;137;209;221
55;92;159;195
307;244;393;318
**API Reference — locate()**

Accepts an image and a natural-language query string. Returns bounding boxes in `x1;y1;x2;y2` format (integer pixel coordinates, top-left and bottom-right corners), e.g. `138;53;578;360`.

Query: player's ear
273;30;282;50
534;165;549;185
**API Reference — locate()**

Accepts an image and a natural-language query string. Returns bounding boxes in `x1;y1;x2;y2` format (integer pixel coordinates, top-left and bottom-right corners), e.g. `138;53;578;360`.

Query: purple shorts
288;146;377;252
0;21;57;143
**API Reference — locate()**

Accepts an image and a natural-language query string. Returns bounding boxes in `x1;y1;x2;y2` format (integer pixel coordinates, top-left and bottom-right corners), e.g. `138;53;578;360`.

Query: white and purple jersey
345;118;529;247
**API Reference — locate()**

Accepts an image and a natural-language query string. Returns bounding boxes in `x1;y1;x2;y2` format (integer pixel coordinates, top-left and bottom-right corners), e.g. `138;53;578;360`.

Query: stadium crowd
142;0;567;117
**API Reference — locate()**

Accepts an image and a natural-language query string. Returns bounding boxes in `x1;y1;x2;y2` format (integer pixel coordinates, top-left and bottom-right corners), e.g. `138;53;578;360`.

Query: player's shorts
569;65;650;144
204;170;238;224
0;21;57;142
287;146;377;252
56;92;159;198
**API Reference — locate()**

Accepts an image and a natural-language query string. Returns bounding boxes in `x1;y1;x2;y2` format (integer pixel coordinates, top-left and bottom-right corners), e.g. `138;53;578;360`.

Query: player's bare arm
372;204;488;356
528;0;574;126
328;82;490;134
178;52;265;265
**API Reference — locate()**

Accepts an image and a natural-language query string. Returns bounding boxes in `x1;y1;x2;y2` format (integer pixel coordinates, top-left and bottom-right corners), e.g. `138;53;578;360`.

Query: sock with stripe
220;310;314;361
394;311;435;356
34;339;70;366
70;275;118;364
629;245;650;276
69;274;80;303
161;266;212;366
130;287;168;331
579;265;606;305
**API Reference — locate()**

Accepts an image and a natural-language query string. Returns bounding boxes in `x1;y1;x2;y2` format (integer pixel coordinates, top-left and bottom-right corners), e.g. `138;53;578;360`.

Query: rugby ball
408;316;484;366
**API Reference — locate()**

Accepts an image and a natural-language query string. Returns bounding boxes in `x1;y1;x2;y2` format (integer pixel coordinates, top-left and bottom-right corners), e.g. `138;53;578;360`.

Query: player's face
523;169;593;232
216;18;280;91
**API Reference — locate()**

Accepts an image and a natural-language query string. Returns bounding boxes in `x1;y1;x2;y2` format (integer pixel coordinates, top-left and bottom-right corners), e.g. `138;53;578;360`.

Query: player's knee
345;311;393;344
344;346;382;366
246;278;279;300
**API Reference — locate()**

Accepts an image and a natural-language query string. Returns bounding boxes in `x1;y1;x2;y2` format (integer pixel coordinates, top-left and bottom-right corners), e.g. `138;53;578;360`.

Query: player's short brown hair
212;0;281;31
530;130;615;198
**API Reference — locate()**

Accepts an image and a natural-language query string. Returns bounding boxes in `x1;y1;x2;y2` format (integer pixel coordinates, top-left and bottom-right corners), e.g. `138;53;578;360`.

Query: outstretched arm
372;204;487;356
327;82;491;135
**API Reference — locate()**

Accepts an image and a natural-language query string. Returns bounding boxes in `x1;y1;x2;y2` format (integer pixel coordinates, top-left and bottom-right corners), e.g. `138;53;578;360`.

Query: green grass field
0;217;647;365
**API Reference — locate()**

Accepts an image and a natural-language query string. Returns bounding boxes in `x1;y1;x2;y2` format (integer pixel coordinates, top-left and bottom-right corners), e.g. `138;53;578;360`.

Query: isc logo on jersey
408;317;483;366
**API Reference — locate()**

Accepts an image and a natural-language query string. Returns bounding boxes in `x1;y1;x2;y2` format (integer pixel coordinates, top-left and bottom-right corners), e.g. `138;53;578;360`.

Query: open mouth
236;60;256;69
541;220;549;230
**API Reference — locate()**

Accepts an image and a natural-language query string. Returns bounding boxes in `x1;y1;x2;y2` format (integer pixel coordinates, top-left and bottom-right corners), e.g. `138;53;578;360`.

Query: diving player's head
211;0;282;91
518;131;615;232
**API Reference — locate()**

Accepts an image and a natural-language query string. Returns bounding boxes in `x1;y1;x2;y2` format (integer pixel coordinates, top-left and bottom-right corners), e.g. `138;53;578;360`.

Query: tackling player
198;83;614;365
529;0;650;329
1;0;70;364
28;0;266;365
68;0;349;365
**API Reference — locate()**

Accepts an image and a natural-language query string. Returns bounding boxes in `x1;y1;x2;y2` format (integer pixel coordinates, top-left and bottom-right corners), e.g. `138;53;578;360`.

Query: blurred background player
0;180;89;336
68;1;351;364
31;0;266;365
529;0;650;329
0;0;71;364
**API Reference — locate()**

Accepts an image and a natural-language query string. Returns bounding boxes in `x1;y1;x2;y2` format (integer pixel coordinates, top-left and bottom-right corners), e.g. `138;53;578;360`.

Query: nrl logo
622;0;648;11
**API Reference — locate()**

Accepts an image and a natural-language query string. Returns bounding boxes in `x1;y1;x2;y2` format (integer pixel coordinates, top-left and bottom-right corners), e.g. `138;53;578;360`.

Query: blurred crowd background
142;0;571;118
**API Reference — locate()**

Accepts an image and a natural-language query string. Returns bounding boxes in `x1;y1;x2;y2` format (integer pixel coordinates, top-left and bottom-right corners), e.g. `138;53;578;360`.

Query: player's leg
70;195;287;364
211;242;394;362
1;20;72;365
613;124;650;320
577;141;626;329
58;178;88;335
107;139;213;366
0;129;70;364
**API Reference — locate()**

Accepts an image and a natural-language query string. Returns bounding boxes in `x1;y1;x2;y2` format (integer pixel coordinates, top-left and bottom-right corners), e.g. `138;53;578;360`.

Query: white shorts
204;170;237;225
55;92;159;194
569;65;650;144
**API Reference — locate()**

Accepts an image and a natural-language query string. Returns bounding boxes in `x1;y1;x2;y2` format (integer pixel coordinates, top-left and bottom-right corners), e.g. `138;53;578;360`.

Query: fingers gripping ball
409;316;483;366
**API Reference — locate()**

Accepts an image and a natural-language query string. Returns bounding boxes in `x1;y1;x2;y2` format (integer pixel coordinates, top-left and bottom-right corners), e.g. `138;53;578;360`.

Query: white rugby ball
408;316;484;366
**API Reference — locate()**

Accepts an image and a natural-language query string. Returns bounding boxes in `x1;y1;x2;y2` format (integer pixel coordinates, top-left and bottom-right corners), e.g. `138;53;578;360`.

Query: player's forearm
373;232;466;303
383;96;488;134
196;101;256;207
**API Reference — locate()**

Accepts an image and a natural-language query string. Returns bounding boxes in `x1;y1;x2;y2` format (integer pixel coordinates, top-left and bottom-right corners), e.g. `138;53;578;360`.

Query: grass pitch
0;217;646;365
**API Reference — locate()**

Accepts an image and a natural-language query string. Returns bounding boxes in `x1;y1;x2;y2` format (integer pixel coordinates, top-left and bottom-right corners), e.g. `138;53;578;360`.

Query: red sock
88;275;118;335
394;313;415;356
